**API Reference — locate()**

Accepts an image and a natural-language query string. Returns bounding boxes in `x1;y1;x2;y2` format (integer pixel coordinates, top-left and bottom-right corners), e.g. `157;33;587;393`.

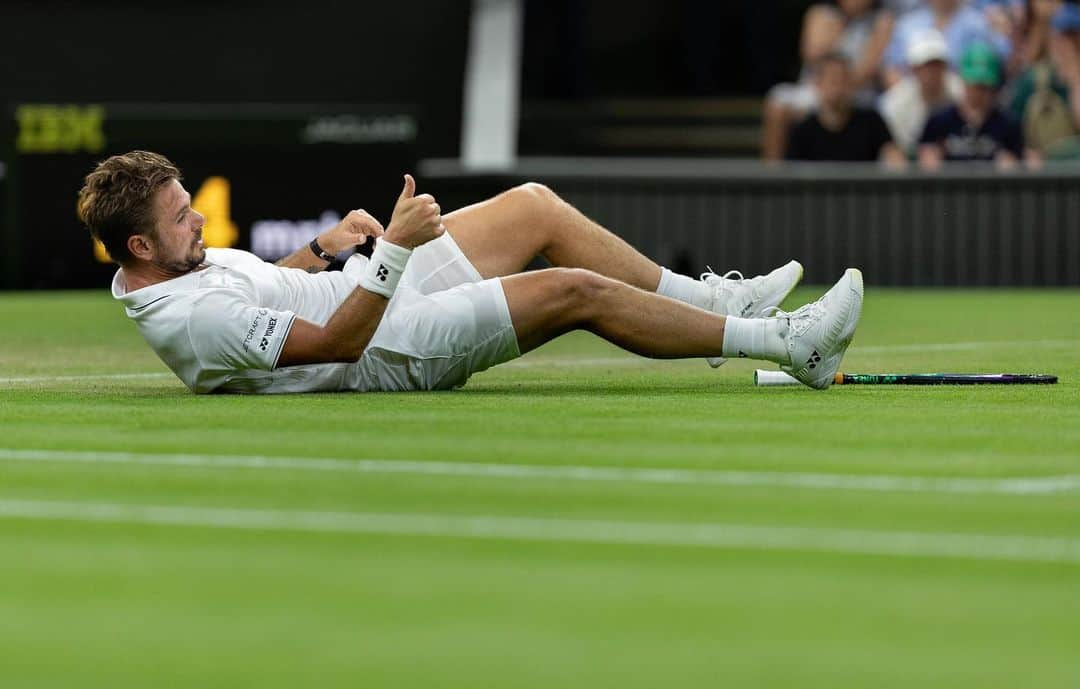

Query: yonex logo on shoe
807;350;822;369
259;337;269;351
376;264;389;281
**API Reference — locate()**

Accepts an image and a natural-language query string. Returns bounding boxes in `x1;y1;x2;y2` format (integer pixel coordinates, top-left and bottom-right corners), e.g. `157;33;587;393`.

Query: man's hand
383;174;445;250
318;209;385;255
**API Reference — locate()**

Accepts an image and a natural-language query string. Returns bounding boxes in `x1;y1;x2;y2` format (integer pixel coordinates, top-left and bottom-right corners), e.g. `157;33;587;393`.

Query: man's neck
920;83;948;107
120;261;206;293
957;99;991;129
818;103;853;132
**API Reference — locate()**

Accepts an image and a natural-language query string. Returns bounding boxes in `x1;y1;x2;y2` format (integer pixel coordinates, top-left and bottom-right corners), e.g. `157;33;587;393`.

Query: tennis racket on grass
755;371;1059;386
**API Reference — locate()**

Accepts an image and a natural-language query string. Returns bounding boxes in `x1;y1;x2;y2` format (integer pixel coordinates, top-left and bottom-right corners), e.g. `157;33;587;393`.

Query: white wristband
360;239;412;298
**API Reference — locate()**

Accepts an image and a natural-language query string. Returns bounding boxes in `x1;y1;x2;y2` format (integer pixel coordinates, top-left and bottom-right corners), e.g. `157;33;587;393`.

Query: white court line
1;448;1077;496
1;339;1070;384
0;372;173;384
0;498;1076;564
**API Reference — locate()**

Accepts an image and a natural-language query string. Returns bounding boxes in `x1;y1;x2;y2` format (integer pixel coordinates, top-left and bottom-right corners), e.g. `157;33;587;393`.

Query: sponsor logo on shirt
243;308;269;351
259;317;279;352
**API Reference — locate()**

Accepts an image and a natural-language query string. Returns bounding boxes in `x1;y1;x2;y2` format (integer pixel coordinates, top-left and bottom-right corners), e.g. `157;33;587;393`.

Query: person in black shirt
918;41;1033;170
785;53;906;166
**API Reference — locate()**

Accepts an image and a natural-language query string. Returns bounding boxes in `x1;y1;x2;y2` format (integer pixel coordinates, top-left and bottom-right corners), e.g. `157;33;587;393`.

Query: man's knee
551;268;614;317
509;181;562;210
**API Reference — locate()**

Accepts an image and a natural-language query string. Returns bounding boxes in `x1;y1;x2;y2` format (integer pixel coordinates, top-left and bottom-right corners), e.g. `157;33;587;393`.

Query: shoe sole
708;261;804;368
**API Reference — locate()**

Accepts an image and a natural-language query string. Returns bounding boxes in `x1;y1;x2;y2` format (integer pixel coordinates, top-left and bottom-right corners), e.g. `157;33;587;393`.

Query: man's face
963;82;996;113
147;178;205;272
816;60;854;110
913;59;947;96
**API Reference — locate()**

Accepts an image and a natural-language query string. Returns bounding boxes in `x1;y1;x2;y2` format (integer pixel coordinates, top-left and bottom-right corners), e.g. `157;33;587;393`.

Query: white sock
657;268;712;310
721;317;789;364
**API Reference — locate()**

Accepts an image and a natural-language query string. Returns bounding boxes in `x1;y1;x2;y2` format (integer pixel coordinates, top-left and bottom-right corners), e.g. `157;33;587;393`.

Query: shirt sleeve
785;119;809;160
919;111;945;145
1003;115;1024;156
186;290;297;372
867;110;895;157
882;18;909;70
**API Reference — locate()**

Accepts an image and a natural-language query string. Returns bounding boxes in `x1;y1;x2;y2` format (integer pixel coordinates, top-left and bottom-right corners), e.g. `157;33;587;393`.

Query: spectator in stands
1009;1;1080;156
787;53;908;165
883;0;1012;87
762;0;894;160
919;41;1034;168
879;29;964;154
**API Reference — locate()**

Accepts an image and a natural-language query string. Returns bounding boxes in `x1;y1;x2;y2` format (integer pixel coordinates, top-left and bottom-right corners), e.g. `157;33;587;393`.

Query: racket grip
754;370;800;386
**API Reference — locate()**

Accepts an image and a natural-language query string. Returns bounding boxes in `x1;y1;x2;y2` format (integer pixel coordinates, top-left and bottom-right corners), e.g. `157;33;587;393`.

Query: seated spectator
762;0;894;160
1009;1;1080;156
787;53;908;165
883;0;1012;87
919;41;1034;168
879;29;964;154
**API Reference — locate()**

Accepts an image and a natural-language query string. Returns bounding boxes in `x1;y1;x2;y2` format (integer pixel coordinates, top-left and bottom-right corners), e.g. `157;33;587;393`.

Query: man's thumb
400;174;416;201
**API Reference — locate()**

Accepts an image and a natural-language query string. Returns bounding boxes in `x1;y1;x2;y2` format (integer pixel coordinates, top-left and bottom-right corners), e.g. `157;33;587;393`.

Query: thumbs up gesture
383;174;446;250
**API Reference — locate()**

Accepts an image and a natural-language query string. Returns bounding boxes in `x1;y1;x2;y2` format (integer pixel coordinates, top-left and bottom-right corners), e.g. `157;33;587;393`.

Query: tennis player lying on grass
78;151;863;394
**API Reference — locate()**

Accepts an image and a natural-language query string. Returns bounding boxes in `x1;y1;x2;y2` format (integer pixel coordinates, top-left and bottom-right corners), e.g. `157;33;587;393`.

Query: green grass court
1;287;1079;688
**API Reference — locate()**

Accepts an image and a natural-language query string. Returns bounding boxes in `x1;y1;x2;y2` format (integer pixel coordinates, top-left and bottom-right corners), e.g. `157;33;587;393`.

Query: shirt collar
112;264;213;311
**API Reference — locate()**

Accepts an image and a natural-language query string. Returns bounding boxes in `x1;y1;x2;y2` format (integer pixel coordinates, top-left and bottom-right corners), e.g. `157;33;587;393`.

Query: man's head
814;52;855;112
77;151;205;272
907;29;949;99
958;42;1003;114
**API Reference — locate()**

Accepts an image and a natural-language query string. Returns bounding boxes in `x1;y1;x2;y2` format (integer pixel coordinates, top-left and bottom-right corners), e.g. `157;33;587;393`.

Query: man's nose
191;210;206;227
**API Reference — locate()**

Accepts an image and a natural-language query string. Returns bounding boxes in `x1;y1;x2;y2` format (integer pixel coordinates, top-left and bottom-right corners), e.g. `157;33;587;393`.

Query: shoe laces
700;267;744;287
765;300;825;337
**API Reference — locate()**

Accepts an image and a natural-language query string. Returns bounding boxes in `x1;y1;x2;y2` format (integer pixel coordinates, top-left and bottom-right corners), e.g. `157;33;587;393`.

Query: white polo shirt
112;248;360;394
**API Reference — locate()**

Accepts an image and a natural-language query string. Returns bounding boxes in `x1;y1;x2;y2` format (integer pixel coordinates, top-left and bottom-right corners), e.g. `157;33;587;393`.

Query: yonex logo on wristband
376;264;389;281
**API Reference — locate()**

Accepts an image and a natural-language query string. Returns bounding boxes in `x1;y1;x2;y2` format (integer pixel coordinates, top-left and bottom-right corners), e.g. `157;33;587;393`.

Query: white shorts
340;233;520;391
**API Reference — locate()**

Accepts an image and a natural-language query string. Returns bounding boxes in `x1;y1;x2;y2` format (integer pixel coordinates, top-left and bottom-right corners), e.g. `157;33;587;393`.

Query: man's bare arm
276;175;446;366
275;243;334;273
275;209;386;273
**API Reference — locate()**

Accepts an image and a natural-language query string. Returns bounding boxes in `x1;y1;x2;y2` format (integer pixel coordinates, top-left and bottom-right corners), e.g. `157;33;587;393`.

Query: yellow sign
92;176;239;263
16;104;105;154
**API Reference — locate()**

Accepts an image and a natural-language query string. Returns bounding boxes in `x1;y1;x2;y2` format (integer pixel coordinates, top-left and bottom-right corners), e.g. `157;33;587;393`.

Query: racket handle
753;370;800;386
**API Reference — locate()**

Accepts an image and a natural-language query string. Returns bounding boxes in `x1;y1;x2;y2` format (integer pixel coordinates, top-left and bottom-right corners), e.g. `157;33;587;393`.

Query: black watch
309;237;336;261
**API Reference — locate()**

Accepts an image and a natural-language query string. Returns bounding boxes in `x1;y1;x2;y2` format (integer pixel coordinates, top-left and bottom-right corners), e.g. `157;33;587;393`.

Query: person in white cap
878;29;964;155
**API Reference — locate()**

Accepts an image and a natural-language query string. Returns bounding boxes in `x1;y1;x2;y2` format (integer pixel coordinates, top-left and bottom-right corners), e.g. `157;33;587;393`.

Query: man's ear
127;233;155;261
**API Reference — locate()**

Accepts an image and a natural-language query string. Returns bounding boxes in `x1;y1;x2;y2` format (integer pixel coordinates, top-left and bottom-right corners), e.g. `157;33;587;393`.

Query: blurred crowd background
1;1;1077;290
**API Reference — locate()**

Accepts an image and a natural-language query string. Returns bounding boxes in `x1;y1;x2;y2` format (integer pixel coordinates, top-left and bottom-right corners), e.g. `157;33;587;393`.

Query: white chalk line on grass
0;339;1070;384
1;448;1077;496
0;372;173;384
0;498;1076;564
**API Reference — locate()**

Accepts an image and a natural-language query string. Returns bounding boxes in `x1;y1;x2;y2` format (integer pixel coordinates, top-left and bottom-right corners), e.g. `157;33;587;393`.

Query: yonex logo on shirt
258;317;279;352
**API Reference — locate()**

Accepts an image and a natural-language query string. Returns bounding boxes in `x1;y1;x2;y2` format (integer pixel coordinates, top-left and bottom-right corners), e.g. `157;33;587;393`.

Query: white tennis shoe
704;260;804;368
775;268;864;390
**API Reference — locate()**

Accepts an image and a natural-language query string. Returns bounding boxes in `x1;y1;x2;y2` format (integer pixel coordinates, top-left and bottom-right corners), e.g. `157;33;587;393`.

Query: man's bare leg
501;268;787;362
441;182;804;349
442;183;665;290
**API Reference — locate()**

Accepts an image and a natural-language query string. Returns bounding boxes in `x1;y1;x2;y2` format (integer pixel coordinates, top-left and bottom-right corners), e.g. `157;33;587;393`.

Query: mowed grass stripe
3;448;1079;495
2;498;1079;564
